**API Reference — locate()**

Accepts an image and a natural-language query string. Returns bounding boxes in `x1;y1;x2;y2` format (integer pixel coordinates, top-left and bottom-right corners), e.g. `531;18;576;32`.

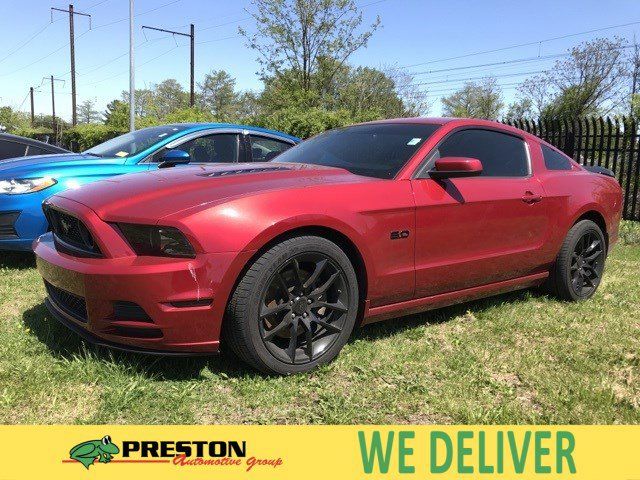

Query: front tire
223;236;359;374
549;219;607;301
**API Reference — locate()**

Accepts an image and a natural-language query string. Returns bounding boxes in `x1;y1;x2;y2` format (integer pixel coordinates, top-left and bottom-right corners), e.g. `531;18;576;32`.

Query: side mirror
428;156;483;179
158;149;190;169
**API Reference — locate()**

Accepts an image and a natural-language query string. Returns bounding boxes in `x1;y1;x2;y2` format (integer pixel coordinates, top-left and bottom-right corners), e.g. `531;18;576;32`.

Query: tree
505;98;533;120
197;70;240;120
78;99;101;124
148;79;188;118
441;78;503;119
240;0;380;92
518;37;628;117
0;106;30;132
103;100;129;129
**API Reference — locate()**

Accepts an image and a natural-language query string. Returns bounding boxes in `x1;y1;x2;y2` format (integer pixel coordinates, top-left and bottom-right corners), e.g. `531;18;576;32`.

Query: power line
0;20;58;63
400;19;640;69
92;0;181;30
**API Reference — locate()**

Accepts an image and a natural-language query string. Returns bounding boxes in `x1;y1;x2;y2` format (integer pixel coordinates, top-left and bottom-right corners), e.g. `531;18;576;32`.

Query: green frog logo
69;435;120;469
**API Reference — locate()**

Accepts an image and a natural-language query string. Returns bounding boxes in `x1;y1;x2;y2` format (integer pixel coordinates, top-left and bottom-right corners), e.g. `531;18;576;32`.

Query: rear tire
223;236;359;374
548;220;606;301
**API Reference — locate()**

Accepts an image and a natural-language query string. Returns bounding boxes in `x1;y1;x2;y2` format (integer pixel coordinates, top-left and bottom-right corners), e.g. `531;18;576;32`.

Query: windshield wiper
83;152;103;157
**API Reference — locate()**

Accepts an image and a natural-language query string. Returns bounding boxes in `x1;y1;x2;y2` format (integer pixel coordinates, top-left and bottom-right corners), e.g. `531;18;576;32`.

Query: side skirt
362;272;548;325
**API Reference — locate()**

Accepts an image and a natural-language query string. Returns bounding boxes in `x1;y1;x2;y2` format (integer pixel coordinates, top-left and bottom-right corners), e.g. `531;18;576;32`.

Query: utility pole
42;76;65;140
29;87;35;126
129;0;135;132
142;23;195;106
190;23;194;107
51;4;91;126
631;36;639;117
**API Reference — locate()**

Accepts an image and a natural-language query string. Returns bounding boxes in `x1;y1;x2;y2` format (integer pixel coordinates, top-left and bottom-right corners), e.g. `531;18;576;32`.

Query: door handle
522;191;542;204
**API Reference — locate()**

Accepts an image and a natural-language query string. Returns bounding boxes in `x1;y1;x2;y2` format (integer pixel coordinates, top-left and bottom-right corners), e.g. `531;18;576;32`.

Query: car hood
54;162;372;222
0;153;125;177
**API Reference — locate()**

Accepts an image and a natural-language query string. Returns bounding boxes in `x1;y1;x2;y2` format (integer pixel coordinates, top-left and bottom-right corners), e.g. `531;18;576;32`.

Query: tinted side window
249;135;292;161
26;146;47;156
0;140;27;160
542;144;572;171
152;134;239;163
435;129;528;177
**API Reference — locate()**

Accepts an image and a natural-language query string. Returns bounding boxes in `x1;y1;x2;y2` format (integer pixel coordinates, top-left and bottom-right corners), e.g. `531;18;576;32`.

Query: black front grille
43;205;102;257
45;281;88;323
0;211;20;239
113;301;153;322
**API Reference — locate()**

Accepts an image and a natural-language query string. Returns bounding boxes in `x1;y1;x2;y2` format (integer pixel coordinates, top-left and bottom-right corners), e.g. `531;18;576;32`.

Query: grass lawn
1;222;639;425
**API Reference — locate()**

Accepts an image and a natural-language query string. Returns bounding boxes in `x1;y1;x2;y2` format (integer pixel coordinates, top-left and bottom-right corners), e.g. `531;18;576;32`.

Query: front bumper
0;191;50;251
35;231;251;354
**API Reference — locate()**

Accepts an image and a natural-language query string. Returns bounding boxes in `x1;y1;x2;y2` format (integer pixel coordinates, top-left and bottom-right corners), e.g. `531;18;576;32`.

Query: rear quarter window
542;144;573;171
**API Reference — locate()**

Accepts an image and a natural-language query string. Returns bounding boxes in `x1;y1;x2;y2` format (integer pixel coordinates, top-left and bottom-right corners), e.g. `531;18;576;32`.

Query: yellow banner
0;425;638;479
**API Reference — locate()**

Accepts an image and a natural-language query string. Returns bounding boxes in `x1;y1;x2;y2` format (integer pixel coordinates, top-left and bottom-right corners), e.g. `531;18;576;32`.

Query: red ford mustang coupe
34;118;623;374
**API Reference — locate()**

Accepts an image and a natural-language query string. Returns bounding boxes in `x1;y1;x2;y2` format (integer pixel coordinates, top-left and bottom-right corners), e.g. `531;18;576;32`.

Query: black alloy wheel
569;229;605;297
549;219;607;301
224;236;359;374
259;253;350;365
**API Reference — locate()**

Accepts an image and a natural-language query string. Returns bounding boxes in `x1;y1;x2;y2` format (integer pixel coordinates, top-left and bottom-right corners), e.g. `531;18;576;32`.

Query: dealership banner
0;425;638;479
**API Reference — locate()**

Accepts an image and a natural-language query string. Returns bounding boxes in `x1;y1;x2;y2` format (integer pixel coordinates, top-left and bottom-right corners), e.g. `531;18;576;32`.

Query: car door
411;127;549;298
148;132;244;164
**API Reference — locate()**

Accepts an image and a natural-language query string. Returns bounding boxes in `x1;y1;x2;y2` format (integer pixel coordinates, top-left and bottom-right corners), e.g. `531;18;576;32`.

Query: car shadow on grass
23;288;542;381
0;251;35;270
21;303;255;381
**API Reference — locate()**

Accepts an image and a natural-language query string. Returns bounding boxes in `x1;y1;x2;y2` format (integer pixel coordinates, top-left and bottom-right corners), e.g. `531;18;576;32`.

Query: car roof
359;117;539;139
0;132;69;152
157;123;301;142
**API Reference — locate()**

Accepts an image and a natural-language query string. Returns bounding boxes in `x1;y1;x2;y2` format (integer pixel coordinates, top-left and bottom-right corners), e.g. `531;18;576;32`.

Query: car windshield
273;123;441;179
83;125;190;158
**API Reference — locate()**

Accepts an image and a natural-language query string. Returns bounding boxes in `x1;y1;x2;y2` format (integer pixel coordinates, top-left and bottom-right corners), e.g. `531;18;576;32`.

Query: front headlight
117;223;196;258
0;177;57;194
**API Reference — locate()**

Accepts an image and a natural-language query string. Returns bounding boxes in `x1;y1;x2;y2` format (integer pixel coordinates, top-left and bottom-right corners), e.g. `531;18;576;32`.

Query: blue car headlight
0;177;57;194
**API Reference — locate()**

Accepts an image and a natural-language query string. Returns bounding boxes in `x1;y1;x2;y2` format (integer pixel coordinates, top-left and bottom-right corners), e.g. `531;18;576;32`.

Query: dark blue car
0;123;299;251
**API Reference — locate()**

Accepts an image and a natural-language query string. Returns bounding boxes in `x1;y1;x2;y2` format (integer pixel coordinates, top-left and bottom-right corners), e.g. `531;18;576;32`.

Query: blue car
0;123;299;251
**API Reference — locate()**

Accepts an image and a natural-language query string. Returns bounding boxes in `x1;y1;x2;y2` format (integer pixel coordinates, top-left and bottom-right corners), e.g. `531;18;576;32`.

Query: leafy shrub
619;220;640;246
61;124;126;151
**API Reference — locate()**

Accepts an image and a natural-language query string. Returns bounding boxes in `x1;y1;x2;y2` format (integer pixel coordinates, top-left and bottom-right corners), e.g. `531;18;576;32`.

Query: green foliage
0;106;30;132
442;78;503;119
631;93;640;120
620;220;640;246
241;0;380;92
257;107;356;138
61;124;126;151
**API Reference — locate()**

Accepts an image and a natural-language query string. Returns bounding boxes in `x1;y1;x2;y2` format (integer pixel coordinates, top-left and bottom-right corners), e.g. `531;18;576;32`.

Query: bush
256;107;356;139
61;124;126;151
620;220;640;246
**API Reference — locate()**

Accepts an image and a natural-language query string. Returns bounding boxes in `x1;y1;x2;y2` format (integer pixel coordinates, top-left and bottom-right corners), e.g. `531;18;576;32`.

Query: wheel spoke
290;259;305;292
583;274;595;287
582;264;600;278
310;312;342;333
302;259;328;289
313;300;348;313
263;317;292;341
584;239;600;255
303;320;314;360
584;249;602;262
260;302;290;318
275;273;293;300
286;319;299;362
572;272;583;294
309;272;339;297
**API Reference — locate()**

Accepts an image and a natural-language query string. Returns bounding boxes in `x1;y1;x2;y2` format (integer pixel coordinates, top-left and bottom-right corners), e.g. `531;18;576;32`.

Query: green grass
1;222;639;425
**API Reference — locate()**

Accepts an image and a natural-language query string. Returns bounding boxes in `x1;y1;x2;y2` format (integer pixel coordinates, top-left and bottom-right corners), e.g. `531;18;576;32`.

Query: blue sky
1;0;639;120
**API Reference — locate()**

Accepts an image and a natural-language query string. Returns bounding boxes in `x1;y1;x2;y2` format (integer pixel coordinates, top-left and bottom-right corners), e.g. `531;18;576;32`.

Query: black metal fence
503;117;640;221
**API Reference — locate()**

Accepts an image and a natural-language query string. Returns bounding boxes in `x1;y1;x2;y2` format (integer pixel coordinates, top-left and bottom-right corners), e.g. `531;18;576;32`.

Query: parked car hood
0;153;126;178
54;162;372;222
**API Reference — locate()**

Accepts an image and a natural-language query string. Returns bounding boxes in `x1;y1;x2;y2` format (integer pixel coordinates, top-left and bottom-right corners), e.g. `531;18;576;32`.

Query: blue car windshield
83;125;190;158
273;123;441;179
